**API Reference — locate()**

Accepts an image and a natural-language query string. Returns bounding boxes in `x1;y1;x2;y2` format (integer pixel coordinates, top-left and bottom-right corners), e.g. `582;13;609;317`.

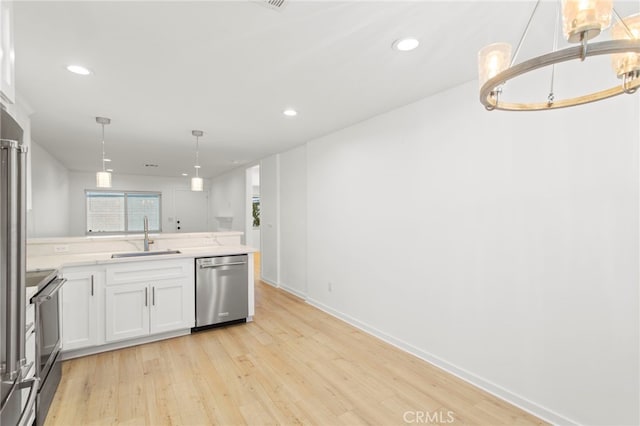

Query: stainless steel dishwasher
194;255;248;329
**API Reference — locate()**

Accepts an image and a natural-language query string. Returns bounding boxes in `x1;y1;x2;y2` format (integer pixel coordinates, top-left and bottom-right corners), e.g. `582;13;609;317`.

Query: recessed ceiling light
66;65;92;75
181;173;188;177
103;158;111;162
106;168;113;172
392;38;420;52
283;109;297;117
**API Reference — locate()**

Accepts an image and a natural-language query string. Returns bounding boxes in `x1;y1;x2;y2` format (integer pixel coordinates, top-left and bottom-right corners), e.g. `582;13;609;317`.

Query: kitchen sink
111;249;182;259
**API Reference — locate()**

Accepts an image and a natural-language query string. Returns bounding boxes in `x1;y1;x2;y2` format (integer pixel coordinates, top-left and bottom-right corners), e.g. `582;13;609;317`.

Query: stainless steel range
25;269;66;426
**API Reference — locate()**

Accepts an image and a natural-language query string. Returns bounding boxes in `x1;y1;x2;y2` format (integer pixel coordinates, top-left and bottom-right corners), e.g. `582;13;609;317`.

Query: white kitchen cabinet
150;279;192;334
105;282;149;342
105;259;194;343
0;0;15;105
60;268;104;351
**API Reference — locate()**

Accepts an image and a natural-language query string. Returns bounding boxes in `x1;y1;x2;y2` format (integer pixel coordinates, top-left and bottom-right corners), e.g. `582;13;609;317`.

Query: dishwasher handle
199;261;247;269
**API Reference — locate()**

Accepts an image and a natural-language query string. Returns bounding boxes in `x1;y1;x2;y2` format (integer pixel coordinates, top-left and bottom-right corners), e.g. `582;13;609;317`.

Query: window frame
85;189;163;235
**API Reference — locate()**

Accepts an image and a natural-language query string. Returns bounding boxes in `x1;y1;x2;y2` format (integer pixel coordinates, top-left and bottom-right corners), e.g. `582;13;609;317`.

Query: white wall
209;167;246;237
5;98;73;239
28;141;70;237
301;80;638;425
68;172;210;236
278;145;307;298
260;155;279;284
251;229;261;251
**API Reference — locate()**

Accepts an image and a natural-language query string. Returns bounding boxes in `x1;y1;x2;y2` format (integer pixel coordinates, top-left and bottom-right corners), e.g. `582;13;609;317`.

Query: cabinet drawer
106;259;191;286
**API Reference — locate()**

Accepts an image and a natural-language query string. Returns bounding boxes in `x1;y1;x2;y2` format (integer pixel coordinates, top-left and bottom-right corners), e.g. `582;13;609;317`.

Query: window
86;190;161;234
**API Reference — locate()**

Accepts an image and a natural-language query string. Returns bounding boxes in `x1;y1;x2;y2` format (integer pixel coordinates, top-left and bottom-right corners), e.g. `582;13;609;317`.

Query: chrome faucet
143;216;154;251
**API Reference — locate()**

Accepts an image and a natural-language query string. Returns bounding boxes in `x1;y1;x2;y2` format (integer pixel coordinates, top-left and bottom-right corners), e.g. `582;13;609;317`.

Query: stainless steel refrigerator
1;108;39;426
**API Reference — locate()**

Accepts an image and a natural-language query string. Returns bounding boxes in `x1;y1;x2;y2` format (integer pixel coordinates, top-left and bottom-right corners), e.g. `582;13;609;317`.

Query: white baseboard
260;277;279;287
279;284;307;300
61;329;191;360
306;297;577;426
259;276;306;300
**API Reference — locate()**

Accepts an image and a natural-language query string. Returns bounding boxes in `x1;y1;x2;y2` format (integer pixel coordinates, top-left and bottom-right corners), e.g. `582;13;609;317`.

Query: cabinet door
150;279;193;334
61;271;101;351
105;283;149;342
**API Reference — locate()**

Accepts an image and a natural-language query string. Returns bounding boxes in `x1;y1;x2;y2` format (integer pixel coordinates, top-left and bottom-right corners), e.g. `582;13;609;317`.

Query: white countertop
27;245;257;271
27;231;243;245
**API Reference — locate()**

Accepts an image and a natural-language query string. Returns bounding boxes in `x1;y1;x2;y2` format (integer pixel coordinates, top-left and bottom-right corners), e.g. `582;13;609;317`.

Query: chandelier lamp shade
478;0;640;111
95;116;112;188
191;130;204;192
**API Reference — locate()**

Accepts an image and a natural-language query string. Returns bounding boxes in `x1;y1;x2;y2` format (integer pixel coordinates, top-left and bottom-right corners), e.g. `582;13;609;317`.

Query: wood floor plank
46;255;545;426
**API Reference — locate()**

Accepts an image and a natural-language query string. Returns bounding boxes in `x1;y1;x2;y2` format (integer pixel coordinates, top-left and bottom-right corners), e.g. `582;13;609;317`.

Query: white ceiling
13;1;639;179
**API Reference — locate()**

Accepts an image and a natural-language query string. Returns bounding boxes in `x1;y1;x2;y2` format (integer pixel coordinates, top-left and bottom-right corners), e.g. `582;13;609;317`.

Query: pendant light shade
95;117;112;188
561;0;612;43
611;13;640;78
191;176;204;191
478;42;512;89
191;130;204;192
96;171;112;188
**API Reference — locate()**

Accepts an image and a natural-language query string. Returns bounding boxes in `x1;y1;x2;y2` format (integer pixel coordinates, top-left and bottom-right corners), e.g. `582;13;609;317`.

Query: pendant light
95;117;112;188
191;130;204;192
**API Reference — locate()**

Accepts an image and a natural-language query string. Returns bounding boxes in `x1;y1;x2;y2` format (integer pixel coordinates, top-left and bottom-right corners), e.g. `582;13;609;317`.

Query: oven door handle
33;278;67;305
16;376;39;426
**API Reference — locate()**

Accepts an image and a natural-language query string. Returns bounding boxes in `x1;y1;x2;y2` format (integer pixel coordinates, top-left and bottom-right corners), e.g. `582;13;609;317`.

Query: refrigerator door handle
1;140;27;382
16;377;39;426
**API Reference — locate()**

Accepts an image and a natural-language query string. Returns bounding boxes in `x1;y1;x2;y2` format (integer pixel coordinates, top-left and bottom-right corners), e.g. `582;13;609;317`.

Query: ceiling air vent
255;0;288;12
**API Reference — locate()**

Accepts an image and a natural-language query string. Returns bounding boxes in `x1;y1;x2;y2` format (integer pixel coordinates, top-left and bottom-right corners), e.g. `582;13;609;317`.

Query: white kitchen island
26;232;257;360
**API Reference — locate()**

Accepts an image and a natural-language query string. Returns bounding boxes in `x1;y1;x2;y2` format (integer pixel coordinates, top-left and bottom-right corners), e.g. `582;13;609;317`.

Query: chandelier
478;0;640;111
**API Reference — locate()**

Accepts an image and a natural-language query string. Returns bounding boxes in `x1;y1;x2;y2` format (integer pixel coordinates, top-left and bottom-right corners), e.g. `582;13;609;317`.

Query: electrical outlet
54;245;69;253
328;282;332;292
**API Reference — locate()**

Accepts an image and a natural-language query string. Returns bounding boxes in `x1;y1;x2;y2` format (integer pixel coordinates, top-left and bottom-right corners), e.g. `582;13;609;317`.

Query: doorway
245;165;260;250
173;188;209;232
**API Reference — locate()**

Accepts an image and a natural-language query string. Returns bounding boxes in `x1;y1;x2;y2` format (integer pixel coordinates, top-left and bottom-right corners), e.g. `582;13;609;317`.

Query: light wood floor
46;253;545;425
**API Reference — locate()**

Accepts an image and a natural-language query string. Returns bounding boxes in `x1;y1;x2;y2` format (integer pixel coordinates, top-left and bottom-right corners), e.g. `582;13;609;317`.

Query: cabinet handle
145;287;148;307
152;286;155;306
90;275;94;296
